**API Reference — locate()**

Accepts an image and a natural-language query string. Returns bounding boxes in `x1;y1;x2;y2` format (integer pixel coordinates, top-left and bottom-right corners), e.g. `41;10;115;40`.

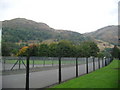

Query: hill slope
2;18;88;44
84;25;118;45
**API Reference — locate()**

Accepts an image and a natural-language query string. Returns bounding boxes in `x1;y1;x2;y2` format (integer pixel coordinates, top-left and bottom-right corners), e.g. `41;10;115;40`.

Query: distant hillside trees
2;18;89;44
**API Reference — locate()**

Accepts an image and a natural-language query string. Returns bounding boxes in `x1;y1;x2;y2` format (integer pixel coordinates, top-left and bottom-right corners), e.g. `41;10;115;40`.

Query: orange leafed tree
17;46;29;56
17;44;38;56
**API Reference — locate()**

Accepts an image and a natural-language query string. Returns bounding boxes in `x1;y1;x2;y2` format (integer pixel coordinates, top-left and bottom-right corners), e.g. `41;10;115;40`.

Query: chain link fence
2;56;113;89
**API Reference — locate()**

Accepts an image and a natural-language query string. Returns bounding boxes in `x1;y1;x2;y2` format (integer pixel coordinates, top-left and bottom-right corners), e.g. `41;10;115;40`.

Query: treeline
3;40;119;58
111;45;120;59
16;40;104;58
2;41;27;56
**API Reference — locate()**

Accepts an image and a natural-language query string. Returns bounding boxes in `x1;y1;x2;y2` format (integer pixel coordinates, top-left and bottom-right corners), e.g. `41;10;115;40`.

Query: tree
89;42;99;57
16;44;38;56
74;45;83;58
28;44;38;56
111;45;120;58
80;42;91;57
2;41;21;56
97;51;105;58
2;42;11;56
38;44;49;57
79;41;99;57
56;40;74;57
17;46;29;56
49;43;58;57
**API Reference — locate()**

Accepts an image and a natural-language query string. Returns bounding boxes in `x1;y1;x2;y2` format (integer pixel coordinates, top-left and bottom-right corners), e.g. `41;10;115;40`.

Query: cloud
0;0;119;33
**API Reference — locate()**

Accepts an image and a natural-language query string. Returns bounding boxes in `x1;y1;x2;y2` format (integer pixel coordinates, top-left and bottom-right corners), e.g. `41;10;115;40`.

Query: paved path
2;60;106;89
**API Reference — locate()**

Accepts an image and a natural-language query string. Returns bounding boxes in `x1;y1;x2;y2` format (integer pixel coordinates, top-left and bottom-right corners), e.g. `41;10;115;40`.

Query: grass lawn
52;60;119;88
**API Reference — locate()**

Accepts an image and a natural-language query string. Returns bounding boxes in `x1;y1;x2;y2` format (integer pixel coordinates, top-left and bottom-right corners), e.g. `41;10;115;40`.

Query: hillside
94;39;114;51
2;18;118;51
84;25;118;45
2;18;89;44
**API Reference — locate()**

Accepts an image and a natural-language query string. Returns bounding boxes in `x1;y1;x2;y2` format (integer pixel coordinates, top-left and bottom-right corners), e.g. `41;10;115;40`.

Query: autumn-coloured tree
28;44;38;56
16;44;38;56
16;46;29;56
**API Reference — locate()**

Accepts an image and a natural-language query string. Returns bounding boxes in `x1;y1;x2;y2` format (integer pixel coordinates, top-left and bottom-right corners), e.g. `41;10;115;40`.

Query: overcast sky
0;0;119;33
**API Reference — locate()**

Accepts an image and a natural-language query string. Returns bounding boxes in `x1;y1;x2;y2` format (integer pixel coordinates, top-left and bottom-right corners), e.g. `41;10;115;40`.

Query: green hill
84;25;118;45
2;18;88;44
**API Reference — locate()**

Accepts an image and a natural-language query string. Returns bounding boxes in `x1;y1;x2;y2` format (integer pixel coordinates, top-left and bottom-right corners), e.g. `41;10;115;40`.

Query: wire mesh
78;58;86;75
2;56;112;88
61;57;76;81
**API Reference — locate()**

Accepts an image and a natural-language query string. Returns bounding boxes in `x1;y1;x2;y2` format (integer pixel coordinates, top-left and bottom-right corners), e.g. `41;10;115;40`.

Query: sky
0;0;119;33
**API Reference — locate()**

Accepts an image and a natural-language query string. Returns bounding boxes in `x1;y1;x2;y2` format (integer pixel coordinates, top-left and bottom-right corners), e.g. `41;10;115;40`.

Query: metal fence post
108;58;110;65
26;55;30;90
44;59;45;66
105;58;107;66
52;59;53;66
33;59;34;68
110;57;113;62
109;58;110;63
107;58;108;65
76;57;78;77
102;58;104;67
93;57;95;71
107;58;109;65
19;57;21;69
86;57;88;74
112;57;113;62
110;58;112;62
110;57;112;63
98;58;100;69
43;57;45;66
59;57;61;84
3;58;5;71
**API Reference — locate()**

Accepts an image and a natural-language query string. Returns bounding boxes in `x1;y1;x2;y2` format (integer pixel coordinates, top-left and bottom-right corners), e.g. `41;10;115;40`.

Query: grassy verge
52;60;119;88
